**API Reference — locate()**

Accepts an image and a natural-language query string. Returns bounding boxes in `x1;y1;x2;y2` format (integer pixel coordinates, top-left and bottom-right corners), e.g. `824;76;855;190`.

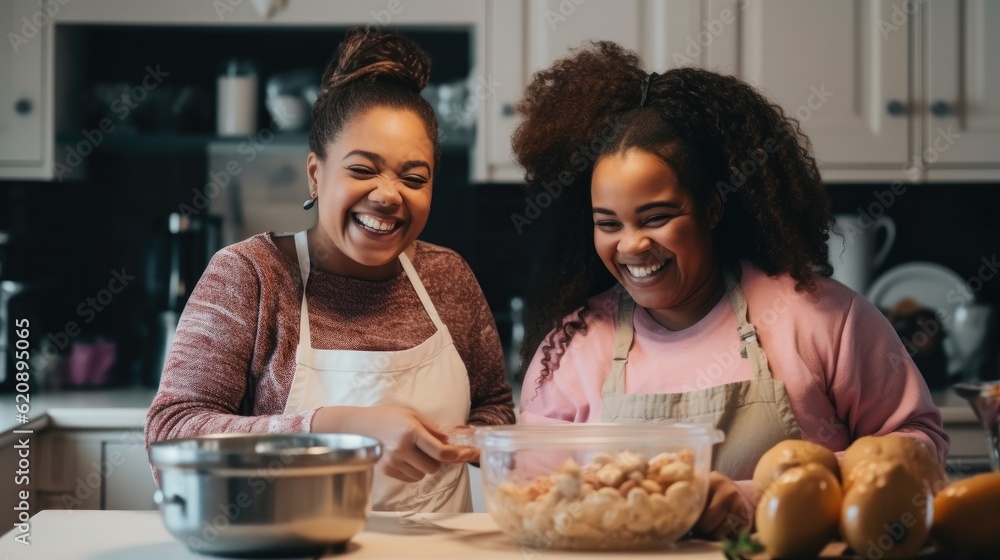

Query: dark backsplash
2;175;999;390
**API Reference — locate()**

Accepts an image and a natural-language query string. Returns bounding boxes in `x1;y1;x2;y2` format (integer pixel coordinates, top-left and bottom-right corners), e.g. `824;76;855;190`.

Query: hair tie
639;72;659;108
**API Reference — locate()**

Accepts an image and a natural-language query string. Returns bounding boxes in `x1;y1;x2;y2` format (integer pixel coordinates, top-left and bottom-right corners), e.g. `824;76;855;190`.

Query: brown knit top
145;232;515;448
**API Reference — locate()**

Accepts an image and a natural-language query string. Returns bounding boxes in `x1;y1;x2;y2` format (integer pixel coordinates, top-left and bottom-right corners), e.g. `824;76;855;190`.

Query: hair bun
324;26;431;94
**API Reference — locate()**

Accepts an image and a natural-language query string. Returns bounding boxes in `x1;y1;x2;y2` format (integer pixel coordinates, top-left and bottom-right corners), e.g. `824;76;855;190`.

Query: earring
302;192;316;210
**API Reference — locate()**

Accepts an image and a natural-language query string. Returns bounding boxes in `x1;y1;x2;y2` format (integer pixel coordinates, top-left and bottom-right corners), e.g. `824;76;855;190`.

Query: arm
519;322;586;425
144;248;316;450
829;295;950;462
702;294;953;537
445;255;515;427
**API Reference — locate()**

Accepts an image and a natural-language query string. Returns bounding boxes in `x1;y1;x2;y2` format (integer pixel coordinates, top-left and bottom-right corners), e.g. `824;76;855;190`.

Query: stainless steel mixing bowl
150;433;381;557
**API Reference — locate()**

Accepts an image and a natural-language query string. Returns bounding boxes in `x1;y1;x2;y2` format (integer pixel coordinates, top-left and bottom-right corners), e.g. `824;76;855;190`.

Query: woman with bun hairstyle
146;27;515;513
513;42;947;536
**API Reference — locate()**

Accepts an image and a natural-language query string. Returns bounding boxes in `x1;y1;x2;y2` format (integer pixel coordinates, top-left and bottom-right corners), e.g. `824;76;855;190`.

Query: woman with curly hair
146;27;515;513
513;42;947;537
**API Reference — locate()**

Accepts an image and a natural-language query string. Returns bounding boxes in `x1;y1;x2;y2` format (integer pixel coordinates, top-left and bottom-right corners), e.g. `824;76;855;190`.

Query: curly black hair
512;41;834;386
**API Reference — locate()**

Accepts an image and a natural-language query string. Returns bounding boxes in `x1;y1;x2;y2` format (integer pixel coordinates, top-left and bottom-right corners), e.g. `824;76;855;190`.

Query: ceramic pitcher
827;213;897;294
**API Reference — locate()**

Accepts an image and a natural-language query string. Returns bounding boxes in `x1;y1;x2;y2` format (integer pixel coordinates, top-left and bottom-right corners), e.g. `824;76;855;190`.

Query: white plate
867;261;970;320
867;261;971;373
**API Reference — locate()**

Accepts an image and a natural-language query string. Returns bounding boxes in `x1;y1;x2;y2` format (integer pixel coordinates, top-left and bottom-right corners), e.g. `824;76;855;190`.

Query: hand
695;471;754;540
312;406;475;483
441;424;480;464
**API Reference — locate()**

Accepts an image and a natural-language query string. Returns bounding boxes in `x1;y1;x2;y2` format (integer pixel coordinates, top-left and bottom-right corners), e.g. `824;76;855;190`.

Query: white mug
827;213;897;293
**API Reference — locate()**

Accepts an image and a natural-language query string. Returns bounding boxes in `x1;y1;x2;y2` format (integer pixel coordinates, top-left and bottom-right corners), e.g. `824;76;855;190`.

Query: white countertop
0;388;155;438
0;387;978;439
0;510;727;559
932;390;979;424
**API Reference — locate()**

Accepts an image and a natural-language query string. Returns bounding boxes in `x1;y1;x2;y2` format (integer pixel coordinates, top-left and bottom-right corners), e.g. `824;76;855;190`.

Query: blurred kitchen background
1;0;999;395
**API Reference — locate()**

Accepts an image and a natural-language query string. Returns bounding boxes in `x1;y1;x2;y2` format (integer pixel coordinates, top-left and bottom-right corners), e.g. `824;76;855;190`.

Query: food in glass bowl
474;424;723;550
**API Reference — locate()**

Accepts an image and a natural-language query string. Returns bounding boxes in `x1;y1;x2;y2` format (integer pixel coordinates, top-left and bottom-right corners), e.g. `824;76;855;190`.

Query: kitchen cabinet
923;0;1000;179
702;0;1000;182
0;430;37;531
0;0;52;180
36;429;157;512
486;0;702;181
1;0;491;180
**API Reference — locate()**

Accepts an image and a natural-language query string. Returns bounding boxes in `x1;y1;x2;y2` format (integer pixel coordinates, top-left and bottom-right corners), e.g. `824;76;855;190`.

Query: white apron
600;270;802;481
282;231;472;513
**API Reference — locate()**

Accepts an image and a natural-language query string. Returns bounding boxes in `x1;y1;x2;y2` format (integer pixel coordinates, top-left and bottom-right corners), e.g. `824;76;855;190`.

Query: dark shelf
56;131;310;156
57;129;473;157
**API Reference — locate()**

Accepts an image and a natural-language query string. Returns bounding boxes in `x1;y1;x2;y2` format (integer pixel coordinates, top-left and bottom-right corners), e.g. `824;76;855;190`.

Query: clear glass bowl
474;423;724;551
953;381;1000;471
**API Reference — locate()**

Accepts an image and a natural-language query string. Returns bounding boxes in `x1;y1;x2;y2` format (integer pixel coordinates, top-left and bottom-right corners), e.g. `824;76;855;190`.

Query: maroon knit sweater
145;233;515;449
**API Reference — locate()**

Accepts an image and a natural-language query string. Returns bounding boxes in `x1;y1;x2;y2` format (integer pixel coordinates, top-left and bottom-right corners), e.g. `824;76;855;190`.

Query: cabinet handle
14;98;32;115
500;103;515;117
886;100;908;117
929;100;953;117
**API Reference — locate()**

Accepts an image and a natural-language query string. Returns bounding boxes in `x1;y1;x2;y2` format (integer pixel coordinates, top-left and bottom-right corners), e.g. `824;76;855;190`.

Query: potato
841;435;946;494
932;472;1000;557
756;463;842;559
840;460;932;559
753;439;840;493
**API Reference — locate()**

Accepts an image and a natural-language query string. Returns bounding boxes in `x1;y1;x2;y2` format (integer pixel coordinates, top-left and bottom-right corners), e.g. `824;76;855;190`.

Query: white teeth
625;260;666;278
356;214;397;232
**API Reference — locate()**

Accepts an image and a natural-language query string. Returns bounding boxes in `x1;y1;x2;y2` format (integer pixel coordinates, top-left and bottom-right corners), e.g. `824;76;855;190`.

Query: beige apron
600;271;801;480
283;231;472;512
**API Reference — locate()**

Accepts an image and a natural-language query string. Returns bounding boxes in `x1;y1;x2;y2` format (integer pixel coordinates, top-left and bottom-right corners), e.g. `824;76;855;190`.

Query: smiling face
591;148;724;329
306;106;434;279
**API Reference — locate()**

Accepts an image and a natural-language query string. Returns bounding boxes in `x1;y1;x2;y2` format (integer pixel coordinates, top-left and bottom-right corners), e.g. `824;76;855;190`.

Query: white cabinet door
487;0;647;180
485;0;728;180
705;0;912;174
0;0;51;179
924;0;1000;170
485;0;526;181
524;0;643;74
102;441;157;510
37;429;154;511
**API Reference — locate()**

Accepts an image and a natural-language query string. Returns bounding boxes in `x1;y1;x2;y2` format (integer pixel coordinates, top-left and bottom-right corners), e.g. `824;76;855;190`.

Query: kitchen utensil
150;433;382;557
0;280;28;385
952;381;1000;471
474;423;724;550
827;213;896;294
867;262;972;374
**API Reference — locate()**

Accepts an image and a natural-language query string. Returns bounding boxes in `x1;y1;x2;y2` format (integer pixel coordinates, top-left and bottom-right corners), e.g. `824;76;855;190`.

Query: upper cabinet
701;0;1000;182
0;0;51;180
923;0;1000;178
1;0;492;181
486;0;696;181
2;0;996;182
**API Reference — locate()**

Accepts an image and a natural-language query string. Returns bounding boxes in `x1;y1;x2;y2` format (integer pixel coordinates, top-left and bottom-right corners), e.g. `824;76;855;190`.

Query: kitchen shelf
56;131;310;156
56;130;473;157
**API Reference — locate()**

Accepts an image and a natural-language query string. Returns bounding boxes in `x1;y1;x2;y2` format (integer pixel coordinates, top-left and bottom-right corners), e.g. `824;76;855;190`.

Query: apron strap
602;267;773;400
292;235;446;348
602;289;635;398
294;231;312;349
723;268;773;380
398;251;447;330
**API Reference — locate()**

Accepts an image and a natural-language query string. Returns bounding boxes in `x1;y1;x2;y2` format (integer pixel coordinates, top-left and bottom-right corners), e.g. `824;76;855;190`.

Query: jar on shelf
216;59;258;136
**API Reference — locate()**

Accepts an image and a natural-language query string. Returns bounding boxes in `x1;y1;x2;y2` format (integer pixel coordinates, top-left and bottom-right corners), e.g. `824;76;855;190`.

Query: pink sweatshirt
521;261;949;507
